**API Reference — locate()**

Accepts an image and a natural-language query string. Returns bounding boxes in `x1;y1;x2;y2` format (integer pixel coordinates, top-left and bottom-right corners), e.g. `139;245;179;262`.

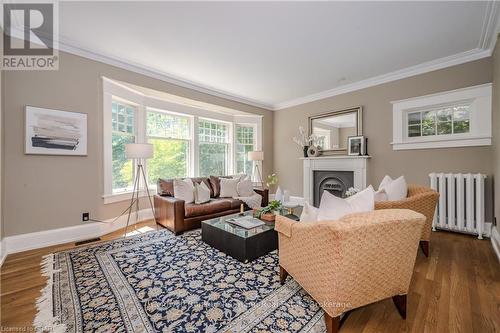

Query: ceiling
56;1;500;110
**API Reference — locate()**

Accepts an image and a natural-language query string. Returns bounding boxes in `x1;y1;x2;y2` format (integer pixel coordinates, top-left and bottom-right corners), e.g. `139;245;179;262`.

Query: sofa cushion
218;198;244;209
157;178;175;196
174;178;195;204
191;177;214;197
209;175;232;198
220;178;240;198
185;199;232;218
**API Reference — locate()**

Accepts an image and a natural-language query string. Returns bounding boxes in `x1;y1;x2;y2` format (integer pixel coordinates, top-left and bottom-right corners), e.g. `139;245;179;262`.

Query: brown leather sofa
154;176;269;234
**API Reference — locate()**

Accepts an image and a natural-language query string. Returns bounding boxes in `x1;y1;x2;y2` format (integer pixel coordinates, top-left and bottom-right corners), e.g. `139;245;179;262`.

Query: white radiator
429;173;487;239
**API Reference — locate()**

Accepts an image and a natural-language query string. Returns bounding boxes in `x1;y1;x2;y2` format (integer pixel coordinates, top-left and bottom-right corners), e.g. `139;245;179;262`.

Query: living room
1;2;499;332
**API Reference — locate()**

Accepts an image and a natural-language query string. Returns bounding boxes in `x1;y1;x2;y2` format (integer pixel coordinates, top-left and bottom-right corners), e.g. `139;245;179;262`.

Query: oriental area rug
35;229;327;333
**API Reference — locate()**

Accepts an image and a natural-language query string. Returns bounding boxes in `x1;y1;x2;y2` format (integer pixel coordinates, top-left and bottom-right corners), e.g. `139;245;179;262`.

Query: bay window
103;77;262;203
198;119;230;177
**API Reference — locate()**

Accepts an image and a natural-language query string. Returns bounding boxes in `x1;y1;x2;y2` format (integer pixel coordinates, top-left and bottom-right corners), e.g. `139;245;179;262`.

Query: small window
392;84;491;150
406;103;470;139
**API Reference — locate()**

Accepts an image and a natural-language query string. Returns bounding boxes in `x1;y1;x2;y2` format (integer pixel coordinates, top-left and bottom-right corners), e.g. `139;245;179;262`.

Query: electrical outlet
82;212;90;222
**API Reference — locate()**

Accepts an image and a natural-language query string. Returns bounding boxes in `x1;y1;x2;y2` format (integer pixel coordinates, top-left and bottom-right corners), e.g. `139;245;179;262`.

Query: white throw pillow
173;178;194;203
378;175;407;201
220;178;240;198
300;202;319;222
317;186;375;221
237;179;254;197
194;181;211;204
374;188;389;202
378;175;393;190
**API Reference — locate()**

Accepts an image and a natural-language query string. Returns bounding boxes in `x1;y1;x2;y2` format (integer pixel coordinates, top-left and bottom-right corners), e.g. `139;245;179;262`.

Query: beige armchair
375;184;439;257
275;209;425;333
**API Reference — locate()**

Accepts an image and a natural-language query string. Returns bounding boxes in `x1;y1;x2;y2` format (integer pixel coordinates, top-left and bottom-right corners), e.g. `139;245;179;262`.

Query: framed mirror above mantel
308;106;363;155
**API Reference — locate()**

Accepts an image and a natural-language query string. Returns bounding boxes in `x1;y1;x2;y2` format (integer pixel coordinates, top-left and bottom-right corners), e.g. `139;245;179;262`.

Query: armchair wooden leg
324;312;340;333
420;240;429;257
392;294;407;319
279;265;288;284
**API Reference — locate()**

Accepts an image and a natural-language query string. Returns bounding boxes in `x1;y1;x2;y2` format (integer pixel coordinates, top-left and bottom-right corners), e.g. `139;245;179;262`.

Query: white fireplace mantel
302;156;370;204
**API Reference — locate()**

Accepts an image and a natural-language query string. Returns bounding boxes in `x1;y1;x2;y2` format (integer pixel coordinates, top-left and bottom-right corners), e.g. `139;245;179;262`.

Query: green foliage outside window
407;104;470;138
147;138;189;184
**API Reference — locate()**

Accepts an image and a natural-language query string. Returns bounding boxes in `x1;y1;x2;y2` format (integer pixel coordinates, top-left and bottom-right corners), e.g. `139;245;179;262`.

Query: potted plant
254;200;282;222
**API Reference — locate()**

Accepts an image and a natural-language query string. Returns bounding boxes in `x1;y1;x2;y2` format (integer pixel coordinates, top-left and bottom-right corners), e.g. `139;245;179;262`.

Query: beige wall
492;38;500;233
274;58;494;222
2;51;273;236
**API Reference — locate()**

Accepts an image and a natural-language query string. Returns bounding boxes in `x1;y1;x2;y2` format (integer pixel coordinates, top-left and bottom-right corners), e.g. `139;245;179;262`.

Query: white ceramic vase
275;186;283;202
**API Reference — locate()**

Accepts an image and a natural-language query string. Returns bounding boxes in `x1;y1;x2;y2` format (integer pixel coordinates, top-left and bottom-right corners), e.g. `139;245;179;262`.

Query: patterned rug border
33;229;176;332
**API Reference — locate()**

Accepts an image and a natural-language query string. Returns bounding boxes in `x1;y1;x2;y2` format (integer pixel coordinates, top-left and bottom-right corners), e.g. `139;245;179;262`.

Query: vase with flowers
293;126;322;158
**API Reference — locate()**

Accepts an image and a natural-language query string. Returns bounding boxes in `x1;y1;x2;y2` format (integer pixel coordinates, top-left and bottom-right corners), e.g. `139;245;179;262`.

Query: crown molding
273;48;491;110
57;38;275;110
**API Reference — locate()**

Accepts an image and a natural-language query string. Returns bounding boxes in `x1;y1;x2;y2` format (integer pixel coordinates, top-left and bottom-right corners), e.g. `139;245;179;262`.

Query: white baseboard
3;209;154;256
0;239;6;267
491;226;500;263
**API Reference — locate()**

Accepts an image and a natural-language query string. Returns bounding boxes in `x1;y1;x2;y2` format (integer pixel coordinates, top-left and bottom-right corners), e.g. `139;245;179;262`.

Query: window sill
103;186;157;204
391;136;491;150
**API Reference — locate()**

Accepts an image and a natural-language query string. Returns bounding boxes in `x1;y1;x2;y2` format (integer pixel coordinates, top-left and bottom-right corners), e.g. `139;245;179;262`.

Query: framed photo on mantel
25;106;88;156
347;135;365;156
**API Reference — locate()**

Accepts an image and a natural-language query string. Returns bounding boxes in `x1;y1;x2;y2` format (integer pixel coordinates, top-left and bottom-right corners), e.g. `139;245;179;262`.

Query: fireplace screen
313;170;354;207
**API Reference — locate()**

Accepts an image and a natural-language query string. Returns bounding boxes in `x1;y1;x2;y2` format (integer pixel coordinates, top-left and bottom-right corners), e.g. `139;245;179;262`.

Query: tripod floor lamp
123;143;156;237
248;150;264;188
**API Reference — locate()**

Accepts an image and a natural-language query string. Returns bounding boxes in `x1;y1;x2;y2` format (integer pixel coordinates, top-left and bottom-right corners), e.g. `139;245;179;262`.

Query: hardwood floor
1;222;499;332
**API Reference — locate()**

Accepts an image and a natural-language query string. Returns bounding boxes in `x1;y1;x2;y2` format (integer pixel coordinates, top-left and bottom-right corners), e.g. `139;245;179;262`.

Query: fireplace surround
303;156;369;206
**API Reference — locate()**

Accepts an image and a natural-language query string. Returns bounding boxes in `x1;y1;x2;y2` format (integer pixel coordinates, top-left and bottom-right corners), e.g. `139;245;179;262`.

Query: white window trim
102;77;263;204
391;83;492;150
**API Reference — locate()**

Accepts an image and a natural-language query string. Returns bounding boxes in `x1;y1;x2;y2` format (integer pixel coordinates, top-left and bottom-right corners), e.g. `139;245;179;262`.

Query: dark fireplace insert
313;170;354;207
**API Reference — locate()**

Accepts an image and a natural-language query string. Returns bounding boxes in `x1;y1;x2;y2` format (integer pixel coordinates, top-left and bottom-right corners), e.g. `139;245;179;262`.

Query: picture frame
25;106;88;156
347;135;365;156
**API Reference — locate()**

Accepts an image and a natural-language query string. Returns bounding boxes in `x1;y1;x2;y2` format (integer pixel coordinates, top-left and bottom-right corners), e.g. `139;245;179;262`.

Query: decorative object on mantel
25;106;88;156
293;126;321;158
348;135;365;156
307;145;321;157
364;137;369;156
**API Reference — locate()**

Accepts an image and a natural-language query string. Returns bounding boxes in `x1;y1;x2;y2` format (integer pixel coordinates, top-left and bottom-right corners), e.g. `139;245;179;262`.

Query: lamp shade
248;150;264;161
125;143;154;159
